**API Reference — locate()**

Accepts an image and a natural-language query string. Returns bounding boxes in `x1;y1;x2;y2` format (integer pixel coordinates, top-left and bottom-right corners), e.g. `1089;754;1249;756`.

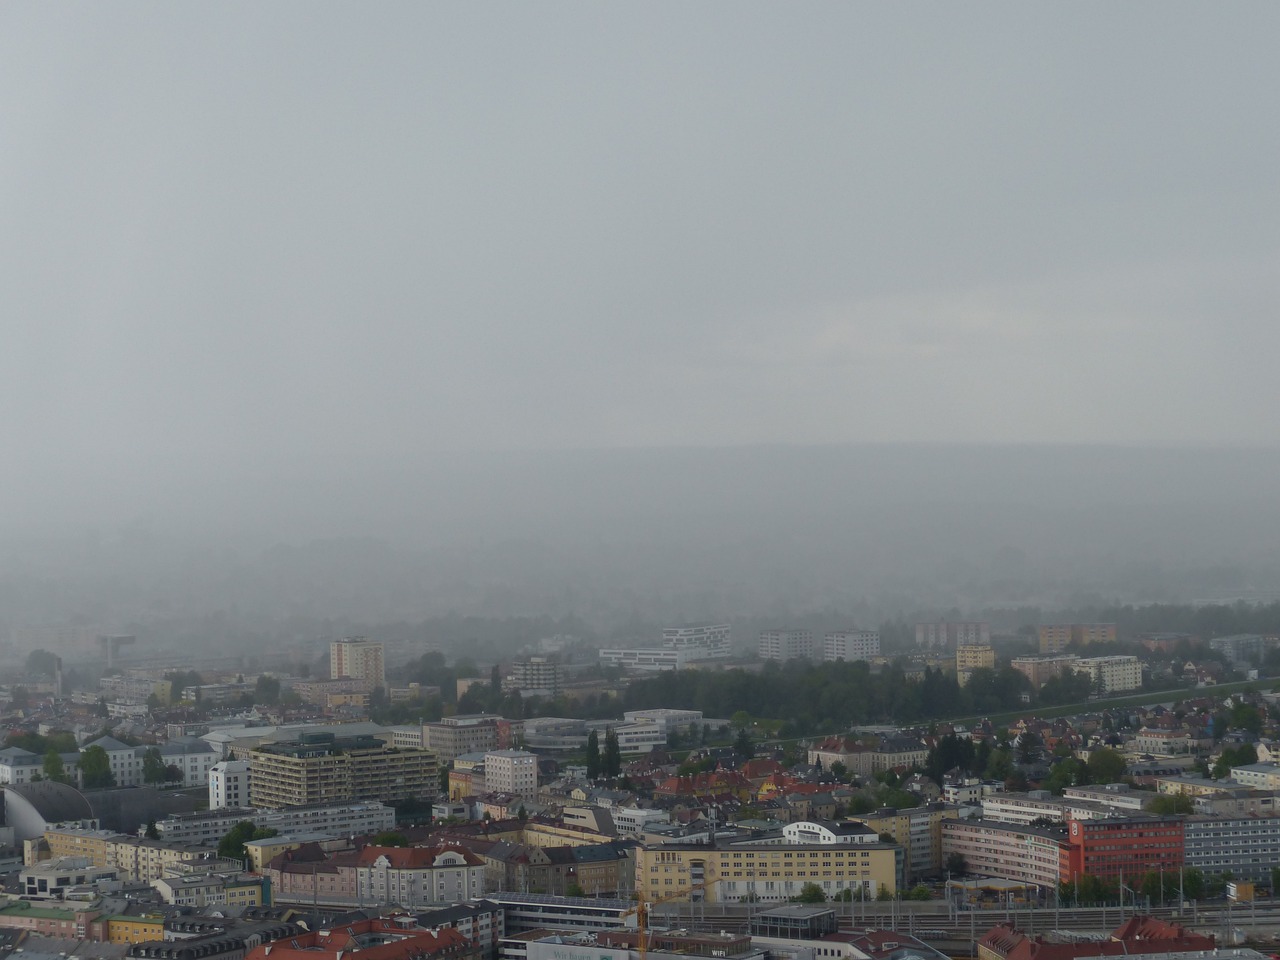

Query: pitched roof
357;845;484;868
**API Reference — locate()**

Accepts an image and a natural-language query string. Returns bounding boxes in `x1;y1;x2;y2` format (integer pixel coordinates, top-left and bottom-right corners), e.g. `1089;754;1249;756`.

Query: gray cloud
1;2;1277;530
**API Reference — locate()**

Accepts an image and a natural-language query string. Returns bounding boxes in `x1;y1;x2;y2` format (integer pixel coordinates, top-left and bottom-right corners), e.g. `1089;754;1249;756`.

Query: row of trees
584;728;622;779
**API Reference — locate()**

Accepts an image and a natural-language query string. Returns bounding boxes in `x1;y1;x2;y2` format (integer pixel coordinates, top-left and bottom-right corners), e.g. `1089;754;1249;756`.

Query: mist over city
0;4;1278;956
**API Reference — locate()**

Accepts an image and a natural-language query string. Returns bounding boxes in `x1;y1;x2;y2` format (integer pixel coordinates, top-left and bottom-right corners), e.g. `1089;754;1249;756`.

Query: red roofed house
356;845;486;909
978;917;1214;960
245;918;476;960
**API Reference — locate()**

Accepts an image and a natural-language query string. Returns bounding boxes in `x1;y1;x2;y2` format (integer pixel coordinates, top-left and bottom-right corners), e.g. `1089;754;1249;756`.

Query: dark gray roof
5;780;94;823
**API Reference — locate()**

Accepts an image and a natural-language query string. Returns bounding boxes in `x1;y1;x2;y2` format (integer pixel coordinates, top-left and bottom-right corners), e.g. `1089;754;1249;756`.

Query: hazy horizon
2;6;1277;644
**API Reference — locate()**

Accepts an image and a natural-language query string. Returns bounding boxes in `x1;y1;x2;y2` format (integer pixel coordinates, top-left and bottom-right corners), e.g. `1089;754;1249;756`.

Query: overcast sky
2;4;1277;521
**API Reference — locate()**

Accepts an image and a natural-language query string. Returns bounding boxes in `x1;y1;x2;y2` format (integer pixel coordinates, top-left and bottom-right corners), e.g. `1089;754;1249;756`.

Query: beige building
1039;623;1117;654
635;824;900;903
42;828;238;882
423;715;522;764
1072;655;1141;693
956;644;995;685
849;804;950;882
330;637;385;685
1009;655;1079;689
249;733;437;808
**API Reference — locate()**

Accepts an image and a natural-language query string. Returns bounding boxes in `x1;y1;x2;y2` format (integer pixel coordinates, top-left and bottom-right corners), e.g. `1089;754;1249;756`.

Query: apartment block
1039;623;1117;654
956;644;995;686
503;658;564;698
329;637;385;685
1009;655;1079;689
248;733;437;808
915;622;990;650
823;630;880;663
758;630;814;662
1072;655;1142;693
423;715;522;763
483;749;539;801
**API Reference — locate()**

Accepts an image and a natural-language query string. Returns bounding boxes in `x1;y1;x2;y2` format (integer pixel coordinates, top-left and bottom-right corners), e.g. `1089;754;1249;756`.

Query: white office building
758;630;814;662
662;623;731;659
823;630;880;662
484;749;539;800
209;759;251;810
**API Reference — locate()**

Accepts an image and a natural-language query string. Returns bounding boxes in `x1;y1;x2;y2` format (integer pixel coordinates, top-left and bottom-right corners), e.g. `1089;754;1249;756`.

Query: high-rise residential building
329;637;385;685
758;630;814;662
483;749;539;800
248;733;437;808
1039;623;1117;654
662;623;732;659
503;658;565;697
824;629;880;662
956;644;996;686
208;759;251;810
915;621;990;650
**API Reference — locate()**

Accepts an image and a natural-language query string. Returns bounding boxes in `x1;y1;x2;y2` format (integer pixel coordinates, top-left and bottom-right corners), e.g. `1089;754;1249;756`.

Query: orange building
1060;816;1183;884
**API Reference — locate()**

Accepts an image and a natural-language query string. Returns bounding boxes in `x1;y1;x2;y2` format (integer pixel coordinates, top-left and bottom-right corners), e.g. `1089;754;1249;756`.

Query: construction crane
621;879;717;960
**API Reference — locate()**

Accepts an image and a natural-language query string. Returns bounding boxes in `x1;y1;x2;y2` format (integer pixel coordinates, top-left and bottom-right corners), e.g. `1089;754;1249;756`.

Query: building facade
758;631;814;662
484;750;539;801
823;631;880;663
249;734;437;808
662;623;732;660
329;637;385;685
1072;656;1142;693
208;760;251;810
956;645;996;685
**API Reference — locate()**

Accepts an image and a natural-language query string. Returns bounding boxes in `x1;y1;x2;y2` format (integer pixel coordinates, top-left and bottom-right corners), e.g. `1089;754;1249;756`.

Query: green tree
603;727;622;778
1182;868;1205;900
585;729;601;780
794;882;826;903
26;649;59;676
734;727;753;760
372;831;408;847
43;749;68;784
142;747;167;785
1213;743;1258;780
566;881;586;898
1085;747;1126;784
218;821;278;861
905;885;931;901
254;674;281;705
946;852;967;876
78;745;115;789
145;819;160;840
876;885;893;901
1043;757;1086;795
1145;794;1193;815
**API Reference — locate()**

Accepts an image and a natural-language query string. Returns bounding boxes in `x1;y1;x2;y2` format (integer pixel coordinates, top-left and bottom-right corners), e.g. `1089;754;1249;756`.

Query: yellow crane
621;879;717;960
